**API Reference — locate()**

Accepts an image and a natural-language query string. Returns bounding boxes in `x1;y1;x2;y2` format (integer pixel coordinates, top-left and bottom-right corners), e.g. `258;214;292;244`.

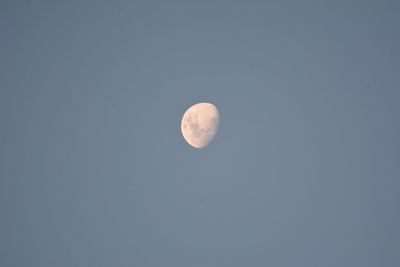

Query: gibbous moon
181;102;219;148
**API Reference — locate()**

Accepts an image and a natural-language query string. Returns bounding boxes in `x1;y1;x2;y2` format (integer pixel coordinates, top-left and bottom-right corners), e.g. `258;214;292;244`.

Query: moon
181;102;220;148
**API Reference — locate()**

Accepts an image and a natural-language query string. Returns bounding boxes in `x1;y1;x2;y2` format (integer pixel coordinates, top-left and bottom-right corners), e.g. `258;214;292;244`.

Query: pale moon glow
181;102;219;148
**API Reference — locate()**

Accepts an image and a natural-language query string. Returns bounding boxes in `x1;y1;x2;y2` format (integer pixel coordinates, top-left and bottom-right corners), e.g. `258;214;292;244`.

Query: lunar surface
181;102;219;148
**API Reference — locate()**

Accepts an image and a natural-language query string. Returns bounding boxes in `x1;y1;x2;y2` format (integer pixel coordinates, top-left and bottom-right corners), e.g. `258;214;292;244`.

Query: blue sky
1;0;400;266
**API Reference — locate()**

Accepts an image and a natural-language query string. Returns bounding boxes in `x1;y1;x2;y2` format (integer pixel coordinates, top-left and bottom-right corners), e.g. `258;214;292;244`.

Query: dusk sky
1;1;400;266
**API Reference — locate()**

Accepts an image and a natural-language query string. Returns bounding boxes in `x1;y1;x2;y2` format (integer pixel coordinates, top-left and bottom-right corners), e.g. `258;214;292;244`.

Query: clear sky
1;0;400;266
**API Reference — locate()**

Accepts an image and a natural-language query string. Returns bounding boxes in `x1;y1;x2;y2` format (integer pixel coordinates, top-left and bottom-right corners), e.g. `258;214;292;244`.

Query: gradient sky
1;0;400;266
